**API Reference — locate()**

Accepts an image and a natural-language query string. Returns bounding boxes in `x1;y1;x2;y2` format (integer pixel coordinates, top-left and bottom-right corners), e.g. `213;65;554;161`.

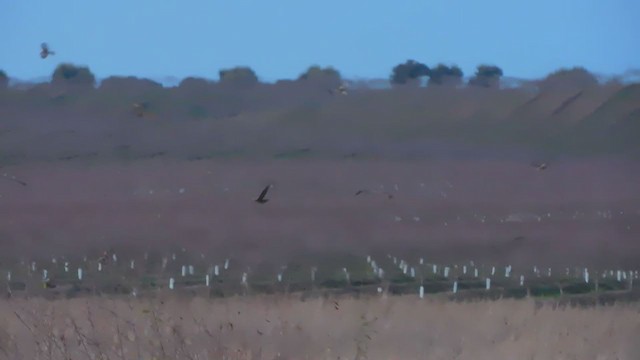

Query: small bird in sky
40;43;55;59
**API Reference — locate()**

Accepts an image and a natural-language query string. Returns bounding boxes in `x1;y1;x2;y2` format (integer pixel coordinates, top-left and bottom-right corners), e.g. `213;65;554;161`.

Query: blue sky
1;0;638;82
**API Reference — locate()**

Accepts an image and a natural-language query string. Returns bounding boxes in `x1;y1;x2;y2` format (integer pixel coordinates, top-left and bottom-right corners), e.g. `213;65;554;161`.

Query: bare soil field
1;295;639;360
1;158;639;268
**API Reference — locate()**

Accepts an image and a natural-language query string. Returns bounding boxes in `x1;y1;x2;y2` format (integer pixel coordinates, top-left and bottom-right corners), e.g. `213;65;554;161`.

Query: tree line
390;60;503;88
0;60;505;90
1;61;611;95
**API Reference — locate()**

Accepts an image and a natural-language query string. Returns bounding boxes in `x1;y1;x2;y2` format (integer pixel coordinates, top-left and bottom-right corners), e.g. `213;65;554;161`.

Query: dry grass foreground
0;295;638;360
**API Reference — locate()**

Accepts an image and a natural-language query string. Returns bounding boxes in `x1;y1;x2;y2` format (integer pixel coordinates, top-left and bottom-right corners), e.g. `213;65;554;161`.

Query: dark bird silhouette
255;185;272;204
531;161;547;171
40;43;55;59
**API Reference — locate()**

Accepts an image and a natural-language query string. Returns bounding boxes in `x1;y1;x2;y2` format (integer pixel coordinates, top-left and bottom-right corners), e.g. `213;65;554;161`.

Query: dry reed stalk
69;317;96;359
149;308;168;359
86;302;110;360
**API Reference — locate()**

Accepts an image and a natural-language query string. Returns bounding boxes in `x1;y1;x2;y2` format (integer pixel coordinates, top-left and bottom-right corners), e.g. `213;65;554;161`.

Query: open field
1;158;639;305
1;296;639;359
1;158;639;268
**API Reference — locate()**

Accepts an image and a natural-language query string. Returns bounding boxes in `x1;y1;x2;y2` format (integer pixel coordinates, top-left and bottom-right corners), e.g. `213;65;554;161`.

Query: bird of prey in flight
255;185;272;204
40;43;55;59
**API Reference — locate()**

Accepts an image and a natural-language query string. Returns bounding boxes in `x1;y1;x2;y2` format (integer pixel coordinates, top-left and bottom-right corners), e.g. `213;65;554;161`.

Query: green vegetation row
2;252;637;303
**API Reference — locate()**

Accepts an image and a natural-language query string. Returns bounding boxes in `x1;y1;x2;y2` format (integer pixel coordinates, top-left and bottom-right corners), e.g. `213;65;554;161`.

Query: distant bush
219;66;259;87
427;64;464;86
297;65;342;89
390;60;430;85
0;70;8;89
177;77;215;95
468;65;504;88
299;65;341;81
52;63;96;88
179;76;212;89
540;67;599;89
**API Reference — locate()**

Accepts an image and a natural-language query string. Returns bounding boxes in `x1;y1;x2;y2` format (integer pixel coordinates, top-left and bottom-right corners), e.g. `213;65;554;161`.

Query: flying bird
40;43;55;59
255;184;272;204
355;189;371;196
531;162;548;171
